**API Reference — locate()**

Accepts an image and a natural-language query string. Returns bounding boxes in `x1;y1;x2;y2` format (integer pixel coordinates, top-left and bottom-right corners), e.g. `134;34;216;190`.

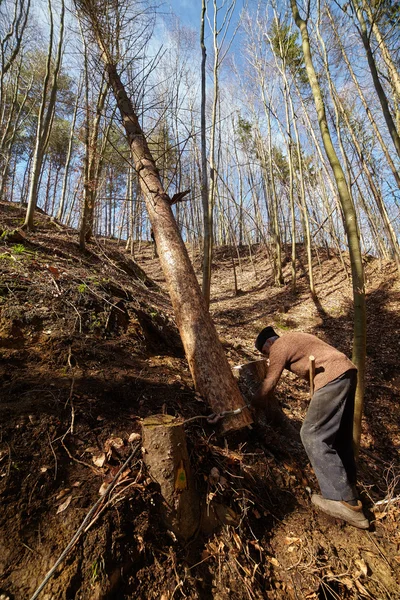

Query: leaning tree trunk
291;0;366;455
73;5;252;431
105;65;251;432
326;5;400;189
351;0;400;160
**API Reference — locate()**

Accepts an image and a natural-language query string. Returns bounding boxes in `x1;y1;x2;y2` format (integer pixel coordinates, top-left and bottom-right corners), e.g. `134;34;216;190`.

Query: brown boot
311;494;369;529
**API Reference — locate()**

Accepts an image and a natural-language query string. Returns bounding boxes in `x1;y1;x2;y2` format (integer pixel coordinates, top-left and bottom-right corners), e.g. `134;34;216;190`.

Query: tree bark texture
103;63;252;432
291;0;366;454
142;415;200;540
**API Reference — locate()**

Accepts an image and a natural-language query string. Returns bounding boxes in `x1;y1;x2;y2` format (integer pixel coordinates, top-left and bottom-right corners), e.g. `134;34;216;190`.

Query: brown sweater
260;332;356;396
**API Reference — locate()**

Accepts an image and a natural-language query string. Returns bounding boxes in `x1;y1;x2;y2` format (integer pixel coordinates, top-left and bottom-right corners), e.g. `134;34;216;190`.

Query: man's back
266;332;356;393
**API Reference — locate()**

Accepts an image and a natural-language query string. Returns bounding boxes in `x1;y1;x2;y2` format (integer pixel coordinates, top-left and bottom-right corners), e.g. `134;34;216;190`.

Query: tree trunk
326;5;400;189
24;0;64;229
57;77;81;221
142;415;199;540
351;0;400;159
200;0;211;306
78;45;251;431
291;0;366;455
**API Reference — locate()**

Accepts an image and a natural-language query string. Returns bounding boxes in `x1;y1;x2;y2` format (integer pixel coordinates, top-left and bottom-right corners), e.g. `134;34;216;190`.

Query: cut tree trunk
104;64;252;433
73;4;252;432
142;414;200;541
233;360;286;426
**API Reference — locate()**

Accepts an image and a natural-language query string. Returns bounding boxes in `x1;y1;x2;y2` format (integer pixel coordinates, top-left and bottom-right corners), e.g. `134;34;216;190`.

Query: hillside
0;201;399;600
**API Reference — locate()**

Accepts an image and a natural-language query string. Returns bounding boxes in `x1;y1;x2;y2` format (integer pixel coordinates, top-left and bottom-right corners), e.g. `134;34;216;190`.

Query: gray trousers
300;369;357;502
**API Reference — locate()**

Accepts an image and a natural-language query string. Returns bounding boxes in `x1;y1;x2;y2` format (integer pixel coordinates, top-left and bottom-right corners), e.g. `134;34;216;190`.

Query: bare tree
291;0;366;454
350;0;400;159
73;0;252;432
23;0;65;229
202;0;239;306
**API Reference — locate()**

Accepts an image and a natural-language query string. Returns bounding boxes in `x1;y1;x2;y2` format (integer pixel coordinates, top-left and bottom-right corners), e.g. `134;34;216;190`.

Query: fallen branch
28;443;141;600
374;495;400;507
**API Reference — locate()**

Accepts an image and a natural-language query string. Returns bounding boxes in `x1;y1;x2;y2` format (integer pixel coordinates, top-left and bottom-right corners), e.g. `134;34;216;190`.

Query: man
253;326;369;529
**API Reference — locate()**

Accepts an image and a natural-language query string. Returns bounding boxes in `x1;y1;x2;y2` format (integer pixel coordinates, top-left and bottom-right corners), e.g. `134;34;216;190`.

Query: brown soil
0;201;399;600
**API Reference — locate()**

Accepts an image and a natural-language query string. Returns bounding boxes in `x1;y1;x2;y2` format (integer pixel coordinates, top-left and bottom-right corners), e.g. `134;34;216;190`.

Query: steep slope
0;202;399;599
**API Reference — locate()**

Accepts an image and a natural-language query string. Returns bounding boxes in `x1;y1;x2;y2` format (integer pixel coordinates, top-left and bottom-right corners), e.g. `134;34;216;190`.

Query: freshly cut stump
233;359;268;396
234;359;286;425
142;414;199;541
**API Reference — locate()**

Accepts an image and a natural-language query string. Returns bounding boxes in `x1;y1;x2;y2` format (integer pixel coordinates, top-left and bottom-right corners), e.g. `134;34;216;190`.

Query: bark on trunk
142;415;200;541
291;0;366;455
105;64;252;432
352;0;400;159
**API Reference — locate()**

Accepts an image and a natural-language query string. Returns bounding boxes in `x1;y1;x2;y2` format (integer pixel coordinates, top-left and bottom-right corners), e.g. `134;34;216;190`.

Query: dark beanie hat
255;326;279;351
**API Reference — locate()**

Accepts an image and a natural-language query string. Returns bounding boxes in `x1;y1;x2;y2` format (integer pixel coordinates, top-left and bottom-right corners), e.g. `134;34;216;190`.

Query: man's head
255;326;279;355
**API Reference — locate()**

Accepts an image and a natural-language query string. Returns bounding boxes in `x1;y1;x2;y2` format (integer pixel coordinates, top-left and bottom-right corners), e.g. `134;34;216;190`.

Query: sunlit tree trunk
291;0;366;454
316;9;400;271
57;77;82;221
0;0;31;111
24;0;65;229
73;1;252;432
351;0;400;159
326;5;400;189
0;59;32;200
79;56;109;249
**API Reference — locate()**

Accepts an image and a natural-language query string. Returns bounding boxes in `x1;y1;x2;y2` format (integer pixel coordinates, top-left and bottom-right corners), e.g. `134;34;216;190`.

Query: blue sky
165;0;247;38
167;0;201;28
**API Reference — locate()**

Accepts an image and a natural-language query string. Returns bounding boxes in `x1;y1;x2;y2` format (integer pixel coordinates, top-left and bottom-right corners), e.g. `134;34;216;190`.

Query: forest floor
0;200;399;600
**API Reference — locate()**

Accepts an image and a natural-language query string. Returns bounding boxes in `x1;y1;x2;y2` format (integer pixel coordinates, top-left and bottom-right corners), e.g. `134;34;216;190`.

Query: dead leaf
92;452;107;468
269;557;280;567
128;432;141;443
46;265;60;277
374;511;386;520
99;482;109;496
355;558;369;577
232;531;242;551
56;488;70;500
104;437;124;458
284;536;301;545
56;495;72;514
136;535;145;553
117;468;131;483
341;577;355;590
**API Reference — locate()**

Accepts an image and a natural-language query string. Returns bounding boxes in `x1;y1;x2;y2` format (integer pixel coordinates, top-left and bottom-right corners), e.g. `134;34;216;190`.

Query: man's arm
251;351;285;410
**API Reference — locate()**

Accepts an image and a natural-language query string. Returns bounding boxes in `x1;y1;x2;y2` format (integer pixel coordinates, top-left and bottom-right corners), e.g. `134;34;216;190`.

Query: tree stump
141;415;200;541
233;359;287;426
233;359;268;396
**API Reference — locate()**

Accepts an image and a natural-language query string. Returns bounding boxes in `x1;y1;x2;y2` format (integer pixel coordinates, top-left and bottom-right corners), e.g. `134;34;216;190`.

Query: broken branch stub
141;415;200;541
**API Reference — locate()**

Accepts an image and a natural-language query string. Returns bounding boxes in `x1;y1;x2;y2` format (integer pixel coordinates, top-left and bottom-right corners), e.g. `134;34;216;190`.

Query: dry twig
28;443;141;600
